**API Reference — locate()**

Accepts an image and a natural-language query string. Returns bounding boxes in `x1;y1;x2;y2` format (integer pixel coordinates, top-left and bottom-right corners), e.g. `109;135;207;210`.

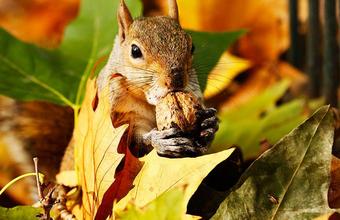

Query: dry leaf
73;79;128;219
0;0;79;48
114;148;235;212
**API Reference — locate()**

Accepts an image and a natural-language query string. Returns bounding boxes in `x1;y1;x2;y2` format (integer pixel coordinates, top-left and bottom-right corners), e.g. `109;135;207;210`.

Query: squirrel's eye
131;44;143;59
191;44;195;54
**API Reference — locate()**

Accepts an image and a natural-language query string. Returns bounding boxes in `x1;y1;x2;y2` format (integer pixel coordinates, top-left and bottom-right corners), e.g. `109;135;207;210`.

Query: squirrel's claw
143;128;205;158
195;108;219;148
142;107;219;158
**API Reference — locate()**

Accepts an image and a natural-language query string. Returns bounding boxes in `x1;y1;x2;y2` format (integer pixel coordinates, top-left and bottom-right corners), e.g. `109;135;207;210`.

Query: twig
33;157;51;220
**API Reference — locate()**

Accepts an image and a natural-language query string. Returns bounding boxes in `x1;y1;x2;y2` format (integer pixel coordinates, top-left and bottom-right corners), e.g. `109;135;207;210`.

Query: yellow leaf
313;213;335;220
56;170;77;187
115;148;234;212
74;79;128;219
204;52;251;99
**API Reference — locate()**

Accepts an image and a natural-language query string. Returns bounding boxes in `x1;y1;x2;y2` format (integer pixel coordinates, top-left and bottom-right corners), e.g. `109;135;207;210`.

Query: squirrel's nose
170;67;184;89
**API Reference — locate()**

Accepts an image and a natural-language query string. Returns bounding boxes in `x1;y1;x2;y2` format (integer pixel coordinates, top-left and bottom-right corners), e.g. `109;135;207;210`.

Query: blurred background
0;0;339;208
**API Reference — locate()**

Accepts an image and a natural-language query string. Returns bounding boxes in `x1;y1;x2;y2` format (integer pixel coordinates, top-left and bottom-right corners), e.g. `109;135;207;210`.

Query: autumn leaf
114;148;234;212
212;106;335;220
116;187;199;220
73;79;128;219
0;206;41;220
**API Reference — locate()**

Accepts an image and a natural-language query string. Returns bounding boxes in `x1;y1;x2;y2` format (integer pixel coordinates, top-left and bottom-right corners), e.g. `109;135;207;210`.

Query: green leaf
188;30;246;90
0;0;142;107
0;206;42;220
212;106;335;220
211;80;311;158
116;188;187;220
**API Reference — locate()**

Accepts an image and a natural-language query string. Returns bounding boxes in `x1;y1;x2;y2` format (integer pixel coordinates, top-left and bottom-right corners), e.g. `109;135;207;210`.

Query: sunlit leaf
115;149;234;212
116;187;198;220
0;206;41;220
212;106;335;220
72;79;128;219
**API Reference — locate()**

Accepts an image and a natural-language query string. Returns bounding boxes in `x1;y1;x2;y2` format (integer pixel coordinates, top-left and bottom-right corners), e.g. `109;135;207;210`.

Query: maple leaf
73;78;128;219
114;148;234;213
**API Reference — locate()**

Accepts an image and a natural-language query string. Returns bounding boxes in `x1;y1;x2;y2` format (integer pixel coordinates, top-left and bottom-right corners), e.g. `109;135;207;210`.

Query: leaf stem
0;173;44;197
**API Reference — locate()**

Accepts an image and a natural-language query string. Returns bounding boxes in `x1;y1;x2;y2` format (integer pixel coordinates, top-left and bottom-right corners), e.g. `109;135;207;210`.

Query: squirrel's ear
118;0;133;42
168;0;179;21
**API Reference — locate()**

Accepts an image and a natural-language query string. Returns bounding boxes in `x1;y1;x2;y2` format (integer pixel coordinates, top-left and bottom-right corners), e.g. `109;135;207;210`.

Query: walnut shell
155;92;202;132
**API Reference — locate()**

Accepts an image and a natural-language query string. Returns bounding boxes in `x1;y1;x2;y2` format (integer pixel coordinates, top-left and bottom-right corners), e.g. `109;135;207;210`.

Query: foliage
212;106;335;220
0;206;41;220
212;80;310;158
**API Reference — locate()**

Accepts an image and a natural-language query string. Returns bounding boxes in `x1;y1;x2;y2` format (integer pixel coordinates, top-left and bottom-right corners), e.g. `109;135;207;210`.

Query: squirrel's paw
143;128;205;158
195;108;219;149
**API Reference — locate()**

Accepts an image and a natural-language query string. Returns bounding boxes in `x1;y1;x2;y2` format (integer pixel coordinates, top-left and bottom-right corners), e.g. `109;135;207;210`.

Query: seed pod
155;92;202;132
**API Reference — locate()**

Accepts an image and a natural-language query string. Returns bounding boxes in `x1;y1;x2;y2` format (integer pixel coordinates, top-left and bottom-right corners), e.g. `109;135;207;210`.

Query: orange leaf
0;0;79;48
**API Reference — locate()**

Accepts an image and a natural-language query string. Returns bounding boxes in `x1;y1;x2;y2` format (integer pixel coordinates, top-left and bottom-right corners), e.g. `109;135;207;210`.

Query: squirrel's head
114;0;198;105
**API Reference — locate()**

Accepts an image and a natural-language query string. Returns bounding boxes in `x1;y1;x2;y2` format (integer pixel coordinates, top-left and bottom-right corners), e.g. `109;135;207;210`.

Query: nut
155;92;202;132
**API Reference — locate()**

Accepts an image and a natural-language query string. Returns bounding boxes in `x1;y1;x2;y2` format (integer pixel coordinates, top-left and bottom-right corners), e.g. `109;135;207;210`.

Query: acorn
155;91;203;132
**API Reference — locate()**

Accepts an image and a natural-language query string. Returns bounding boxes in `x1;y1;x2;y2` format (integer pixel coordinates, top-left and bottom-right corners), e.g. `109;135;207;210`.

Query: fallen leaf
313;212;335;220
212;106;335;219
115;148;234;212
203;52;251;99
0;206;41;219
73;79;128;219
56;170;77;187
116;187;198;220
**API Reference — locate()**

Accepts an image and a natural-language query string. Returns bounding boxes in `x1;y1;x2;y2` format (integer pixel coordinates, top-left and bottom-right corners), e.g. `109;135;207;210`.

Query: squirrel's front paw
142;128;205;158
195;108;219;149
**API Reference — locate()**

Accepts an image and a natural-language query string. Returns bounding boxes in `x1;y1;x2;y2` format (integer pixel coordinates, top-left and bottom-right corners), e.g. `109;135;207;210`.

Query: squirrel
0;0;219;191
93;0;219;158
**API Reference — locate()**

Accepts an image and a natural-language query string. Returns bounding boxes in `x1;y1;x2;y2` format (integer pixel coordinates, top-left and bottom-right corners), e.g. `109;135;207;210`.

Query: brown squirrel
94;0;218;158
0;0;219;185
